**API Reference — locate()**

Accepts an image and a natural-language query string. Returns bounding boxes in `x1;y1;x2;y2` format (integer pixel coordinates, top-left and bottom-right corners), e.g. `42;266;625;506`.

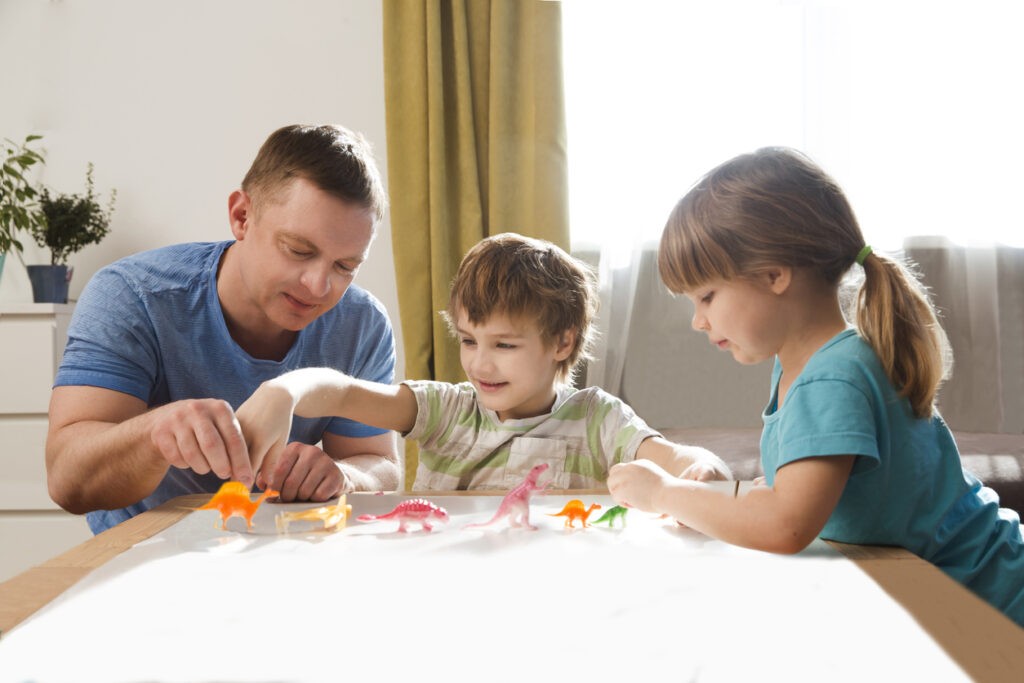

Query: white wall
0;0;405;378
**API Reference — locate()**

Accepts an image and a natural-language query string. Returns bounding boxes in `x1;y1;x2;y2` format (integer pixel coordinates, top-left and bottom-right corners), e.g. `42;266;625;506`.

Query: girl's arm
235;368;418;473
635;436;733;481
607;454;854;554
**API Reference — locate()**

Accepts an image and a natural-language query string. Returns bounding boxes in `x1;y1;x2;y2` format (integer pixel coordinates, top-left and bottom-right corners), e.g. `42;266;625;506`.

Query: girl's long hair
658;147;950;418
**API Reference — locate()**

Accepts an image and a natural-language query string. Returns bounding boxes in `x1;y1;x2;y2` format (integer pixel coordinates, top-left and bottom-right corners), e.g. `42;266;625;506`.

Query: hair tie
855;245;873;266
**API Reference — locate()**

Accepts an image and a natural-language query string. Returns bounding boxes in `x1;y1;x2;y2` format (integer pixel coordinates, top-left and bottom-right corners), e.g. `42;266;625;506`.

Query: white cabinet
0;304;91;583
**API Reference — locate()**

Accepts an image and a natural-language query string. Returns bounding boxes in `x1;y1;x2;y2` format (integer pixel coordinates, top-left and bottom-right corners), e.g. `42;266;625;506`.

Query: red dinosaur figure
196;481;280;531
357;498;450;533
464;463;551;531
548;499;602;528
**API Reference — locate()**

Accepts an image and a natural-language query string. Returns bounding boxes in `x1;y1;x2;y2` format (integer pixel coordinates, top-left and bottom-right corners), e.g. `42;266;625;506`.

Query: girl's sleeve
774;377;881;472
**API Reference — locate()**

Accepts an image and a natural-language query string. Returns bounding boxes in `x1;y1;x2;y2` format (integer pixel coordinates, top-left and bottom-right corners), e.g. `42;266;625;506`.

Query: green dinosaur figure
590;504;628;527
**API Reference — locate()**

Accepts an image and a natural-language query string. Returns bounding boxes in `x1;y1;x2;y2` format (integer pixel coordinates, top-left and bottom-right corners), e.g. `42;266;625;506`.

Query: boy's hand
678;452;732;482
607;459;674;513
235;382;296;474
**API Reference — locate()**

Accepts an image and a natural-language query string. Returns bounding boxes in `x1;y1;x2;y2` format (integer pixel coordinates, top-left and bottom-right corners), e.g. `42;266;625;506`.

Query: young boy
237;233;730;491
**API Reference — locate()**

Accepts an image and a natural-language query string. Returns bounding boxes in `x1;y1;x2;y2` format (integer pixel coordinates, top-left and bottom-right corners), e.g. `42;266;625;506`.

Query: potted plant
28;163;116;303
0;135;47;282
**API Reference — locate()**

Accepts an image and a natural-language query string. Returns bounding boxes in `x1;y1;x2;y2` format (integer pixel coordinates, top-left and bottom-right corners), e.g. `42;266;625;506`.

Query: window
564;1;1024;255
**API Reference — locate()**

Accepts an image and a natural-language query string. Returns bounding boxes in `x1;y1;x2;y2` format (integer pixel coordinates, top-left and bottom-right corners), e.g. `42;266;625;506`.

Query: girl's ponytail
855;252;952;419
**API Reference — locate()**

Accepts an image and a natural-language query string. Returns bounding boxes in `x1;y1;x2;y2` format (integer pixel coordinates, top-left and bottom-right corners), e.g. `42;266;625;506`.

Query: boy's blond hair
443;233;598;382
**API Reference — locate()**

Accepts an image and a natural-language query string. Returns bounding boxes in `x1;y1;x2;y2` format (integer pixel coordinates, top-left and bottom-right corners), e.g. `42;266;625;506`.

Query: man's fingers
213;410;252;487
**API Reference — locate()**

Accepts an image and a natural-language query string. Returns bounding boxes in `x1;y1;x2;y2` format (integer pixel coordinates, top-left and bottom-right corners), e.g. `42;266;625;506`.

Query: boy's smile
455;310;573;422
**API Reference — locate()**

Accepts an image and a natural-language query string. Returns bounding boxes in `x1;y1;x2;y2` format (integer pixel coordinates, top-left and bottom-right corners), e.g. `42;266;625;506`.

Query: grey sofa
662;427;1024;515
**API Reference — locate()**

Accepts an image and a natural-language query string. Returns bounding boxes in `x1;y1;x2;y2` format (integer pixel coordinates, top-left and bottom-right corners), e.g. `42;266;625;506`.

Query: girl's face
685;275;785;365
455;309;573;422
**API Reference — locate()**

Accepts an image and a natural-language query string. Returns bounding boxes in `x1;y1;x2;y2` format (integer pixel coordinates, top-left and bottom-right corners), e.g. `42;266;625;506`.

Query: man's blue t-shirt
761;329;1024;625
55;240;395;534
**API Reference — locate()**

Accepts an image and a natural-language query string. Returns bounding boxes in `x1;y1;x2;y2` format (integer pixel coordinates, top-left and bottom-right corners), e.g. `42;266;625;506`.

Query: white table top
0;492;974;683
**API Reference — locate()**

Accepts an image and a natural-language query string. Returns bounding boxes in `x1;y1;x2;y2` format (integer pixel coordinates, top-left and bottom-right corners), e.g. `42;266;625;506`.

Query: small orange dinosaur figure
548;499;601;528
196;482;280;531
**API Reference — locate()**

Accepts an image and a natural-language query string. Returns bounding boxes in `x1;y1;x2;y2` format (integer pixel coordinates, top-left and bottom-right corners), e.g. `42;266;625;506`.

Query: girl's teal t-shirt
760;329;1024;625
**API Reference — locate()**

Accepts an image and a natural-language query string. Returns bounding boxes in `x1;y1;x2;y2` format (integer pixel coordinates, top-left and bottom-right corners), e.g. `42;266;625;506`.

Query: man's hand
255;442;348;502
149;398;253;487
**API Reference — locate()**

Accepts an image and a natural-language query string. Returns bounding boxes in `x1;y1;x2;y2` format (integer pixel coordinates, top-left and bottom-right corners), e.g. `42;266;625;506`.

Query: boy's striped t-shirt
403;380;660;491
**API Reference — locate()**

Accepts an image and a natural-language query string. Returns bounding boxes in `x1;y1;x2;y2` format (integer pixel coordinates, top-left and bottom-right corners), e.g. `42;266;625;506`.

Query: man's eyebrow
280;230;367;264
279;231;317;249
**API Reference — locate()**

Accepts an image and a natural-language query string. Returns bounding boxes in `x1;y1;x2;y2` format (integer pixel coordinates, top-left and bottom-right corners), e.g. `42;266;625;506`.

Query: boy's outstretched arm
635;436;732;481
235;369;418;475
607;455;854;554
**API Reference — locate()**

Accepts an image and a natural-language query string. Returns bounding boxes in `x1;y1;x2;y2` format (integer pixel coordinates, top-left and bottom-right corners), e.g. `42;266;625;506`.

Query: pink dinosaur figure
357;498;450;533
464;463;551;531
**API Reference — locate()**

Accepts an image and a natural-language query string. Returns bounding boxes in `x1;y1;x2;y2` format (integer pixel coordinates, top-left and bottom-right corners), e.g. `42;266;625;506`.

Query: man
46;124;399;534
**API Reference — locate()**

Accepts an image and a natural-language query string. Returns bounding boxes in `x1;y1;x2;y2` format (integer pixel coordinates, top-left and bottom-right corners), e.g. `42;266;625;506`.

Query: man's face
230;177;375;333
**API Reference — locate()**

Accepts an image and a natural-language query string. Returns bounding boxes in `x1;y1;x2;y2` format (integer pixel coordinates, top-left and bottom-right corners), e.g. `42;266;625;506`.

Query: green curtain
383;0;569;489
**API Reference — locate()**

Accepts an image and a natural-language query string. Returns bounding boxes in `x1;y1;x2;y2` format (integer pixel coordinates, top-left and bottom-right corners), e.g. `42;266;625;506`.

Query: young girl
607;147;1024;626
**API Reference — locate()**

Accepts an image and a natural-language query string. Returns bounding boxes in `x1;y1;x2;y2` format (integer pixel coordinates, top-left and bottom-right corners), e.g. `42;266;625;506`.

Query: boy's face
455;309;573;422
228;177;374;334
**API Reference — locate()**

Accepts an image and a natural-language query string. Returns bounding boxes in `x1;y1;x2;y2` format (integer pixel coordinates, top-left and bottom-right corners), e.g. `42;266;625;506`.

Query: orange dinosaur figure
196;482;280;531
547;499;601;529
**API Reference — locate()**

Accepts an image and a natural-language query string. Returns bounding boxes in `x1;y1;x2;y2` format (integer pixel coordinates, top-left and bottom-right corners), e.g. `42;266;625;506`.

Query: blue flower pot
27;264;72;304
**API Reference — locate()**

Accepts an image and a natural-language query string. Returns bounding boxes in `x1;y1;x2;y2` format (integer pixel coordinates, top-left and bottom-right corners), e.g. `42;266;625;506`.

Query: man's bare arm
46;385;252;513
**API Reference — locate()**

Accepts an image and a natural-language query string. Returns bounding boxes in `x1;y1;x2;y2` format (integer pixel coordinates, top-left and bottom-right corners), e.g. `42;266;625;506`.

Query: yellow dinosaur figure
196;481;280;531
548;499;602;528
275;495;352;533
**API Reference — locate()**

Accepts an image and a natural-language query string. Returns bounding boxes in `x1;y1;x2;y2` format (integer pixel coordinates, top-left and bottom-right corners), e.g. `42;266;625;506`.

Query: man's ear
228;190;252;240
764;265;792;295
553;329;577;361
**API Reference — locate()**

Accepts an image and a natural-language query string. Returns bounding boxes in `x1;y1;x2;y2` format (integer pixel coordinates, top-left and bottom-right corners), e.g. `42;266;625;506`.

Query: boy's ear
764;265;792;295
553;329;576;361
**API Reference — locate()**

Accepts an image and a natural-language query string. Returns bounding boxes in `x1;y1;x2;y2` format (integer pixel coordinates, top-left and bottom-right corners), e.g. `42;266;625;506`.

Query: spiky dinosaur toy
196;481;280;531
464;463;550;531
590;504;629;528
357;498;450;533
548;499;601;528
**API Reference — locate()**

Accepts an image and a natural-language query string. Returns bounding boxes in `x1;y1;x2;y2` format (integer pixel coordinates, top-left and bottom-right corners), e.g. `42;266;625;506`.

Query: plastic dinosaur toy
275;495;352;533
548;499;601;528
356;498;450;533
195;481;280;531
464;463;550;531
590;504;628;528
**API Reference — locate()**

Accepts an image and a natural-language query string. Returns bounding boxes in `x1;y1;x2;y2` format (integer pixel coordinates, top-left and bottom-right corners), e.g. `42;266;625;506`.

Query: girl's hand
607;460;674;513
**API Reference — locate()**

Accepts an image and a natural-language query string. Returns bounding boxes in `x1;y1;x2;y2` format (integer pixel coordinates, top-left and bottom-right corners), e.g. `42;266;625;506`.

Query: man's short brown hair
444;233;598;382
242;124;386;222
